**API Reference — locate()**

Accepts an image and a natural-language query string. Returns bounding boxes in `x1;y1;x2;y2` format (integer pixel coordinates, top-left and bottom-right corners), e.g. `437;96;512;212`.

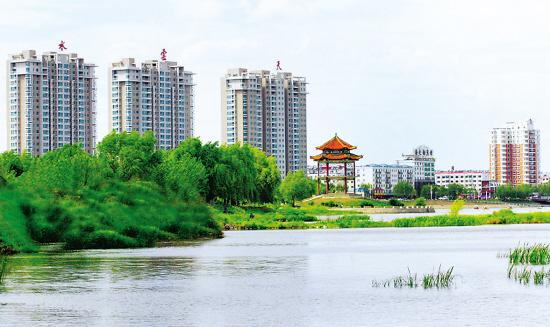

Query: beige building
490;119;540;186
108;58;194;150
221;68;307;177
7;50;96;155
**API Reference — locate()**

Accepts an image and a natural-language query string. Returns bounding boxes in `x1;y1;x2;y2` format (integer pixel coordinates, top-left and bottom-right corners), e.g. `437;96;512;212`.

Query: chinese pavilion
310;134;363;195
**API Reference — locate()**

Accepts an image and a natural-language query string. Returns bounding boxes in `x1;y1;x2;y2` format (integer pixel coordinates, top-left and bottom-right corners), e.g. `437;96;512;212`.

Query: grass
220;205;550;231
506;243;550;265
504;243;550;285
0;181;224;252
300;197;392;208
0;254;10;284
372;266;457;289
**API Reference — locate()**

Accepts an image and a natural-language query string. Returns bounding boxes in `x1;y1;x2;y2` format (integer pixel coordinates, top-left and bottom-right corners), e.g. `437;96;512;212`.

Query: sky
1;0;550;172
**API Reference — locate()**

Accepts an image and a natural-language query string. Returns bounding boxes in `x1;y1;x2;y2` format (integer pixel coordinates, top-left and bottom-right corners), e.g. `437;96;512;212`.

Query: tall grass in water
372;266;456;289
507;243;550;265
422;266;456;289
508;266;550;285
0;254;10;284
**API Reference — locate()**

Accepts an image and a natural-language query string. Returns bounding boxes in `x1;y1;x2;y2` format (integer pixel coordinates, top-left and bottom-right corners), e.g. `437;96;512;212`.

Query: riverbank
328;206;435;214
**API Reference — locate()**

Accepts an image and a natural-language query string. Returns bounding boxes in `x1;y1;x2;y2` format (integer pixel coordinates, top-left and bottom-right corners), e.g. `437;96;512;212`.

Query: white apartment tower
490;119;540;186
7;50;96;155
396;145;436;193
109;58;194;150
221;68;307;177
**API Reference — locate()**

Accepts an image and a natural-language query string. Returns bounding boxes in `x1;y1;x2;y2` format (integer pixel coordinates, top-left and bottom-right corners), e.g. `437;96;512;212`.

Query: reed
533;268;546;285
507;243;550;265
508;265;550;285
372;266;455;289
421;266;456;289
509;266;533;284
0;254;10;284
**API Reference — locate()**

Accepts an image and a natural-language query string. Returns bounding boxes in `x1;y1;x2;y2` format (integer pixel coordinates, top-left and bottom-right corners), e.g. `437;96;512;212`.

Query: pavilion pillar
317;162;320;195
344;162;348;194
353;161;356;193
326;162;329;194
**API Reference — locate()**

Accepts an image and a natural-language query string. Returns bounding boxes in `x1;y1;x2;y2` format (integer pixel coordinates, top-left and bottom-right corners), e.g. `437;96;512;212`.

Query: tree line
0;131;317;252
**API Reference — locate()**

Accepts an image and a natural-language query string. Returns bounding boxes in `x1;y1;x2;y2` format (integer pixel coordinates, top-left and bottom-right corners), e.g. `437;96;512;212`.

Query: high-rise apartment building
490;119;540;186
108;58;194;150
7;50;96;155
221;68;307;176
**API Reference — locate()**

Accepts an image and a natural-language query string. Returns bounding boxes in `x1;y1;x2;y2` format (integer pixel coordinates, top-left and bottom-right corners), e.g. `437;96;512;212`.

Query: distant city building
108;58;194;150
7;50;96;155
356;164;414;197
541;174;550;184
221;68;307;177
490;119;540;186
435;170;490;191
396;145;435;194
435;170;499;196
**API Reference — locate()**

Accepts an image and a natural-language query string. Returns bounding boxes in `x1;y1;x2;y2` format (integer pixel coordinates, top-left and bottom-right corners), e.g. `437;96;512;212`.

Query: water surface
2;225;550;326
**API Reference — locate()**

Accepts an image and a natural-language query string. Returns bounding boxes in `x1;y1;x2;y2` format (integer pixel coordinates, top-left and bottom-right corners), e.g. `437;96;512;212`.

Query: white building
221;68;307;177
490;119;540;186
396;145;435;193
356;164;414;196
435;170;490;192
7;50;96;155
108;58;194;150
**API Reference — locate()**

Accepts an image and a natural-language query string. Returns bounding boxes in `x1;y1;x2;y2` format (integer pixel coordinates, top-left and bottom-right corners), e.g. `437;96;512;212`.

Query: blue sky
1;0;549;172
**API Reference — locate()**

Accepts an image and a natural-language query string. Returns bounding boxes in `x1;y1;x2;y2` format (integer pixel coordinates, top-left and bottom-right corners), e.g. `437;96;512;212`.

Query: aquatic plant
508;265;533;284
372;266;456;289
421;266;456;289
0;254;10;284
533;268;546;285
507;243;550;265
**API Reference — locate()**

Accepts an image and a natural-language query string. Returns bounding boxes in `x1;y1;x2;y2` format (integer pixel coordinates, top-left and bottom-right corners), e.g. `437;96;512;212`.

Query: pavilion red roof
316;134;357;150
310;153;363;161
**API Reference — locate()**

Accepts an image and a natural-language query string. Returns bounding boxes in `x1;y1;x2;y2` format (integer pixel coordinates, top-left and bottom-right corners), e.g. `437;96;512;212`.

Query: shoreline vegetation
218;198;550;231
0;131;285;254
219;206;550;230
1;130;549;257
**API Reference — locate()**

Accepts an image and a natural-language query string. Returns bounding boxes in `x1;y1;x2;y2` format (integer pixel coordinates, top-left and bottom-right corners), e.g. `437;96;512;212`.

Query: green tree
251;147;281;203
539;182;550;196
392;182;415;199
216;143;257;204
435;186;448;199
279;170;316;206
414;197;426;206
515;184;533;200
495;184;516;201
0;151;31;187
97;130;159;182
21;144;101;195
420;184;438;200
157;151;206;203
447;183;465;200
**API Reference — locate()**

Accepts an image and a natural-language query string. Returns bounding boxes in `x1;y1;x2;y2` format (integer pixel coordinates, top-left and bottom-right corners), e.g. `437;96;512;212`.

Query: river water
2;225;550;326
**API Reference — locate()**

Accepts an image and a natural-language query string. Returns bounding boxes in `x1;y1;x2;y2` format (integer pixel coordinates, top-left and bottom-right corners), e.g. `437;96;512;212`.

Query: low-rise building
356;164;414;197
435;170;499;197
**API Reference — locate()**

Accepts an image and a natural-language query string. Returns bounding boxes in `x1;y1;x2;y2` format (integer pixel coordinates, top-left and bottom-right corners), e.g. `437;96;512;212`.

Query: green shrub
321;201;339;207
414;197;426;206
389;199;404;207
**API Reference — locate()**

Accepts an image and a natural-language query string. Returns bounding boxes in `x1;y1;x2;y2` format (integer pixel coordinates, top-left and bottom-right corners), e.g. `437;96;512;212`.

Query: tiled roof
316;134;357;150
310;153;363;161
